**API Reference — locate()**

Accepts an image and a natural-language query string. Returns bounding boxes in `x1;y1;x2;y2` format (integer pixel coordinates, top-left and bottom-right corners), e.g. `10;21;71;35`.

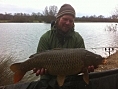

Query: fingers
32;68;47;76
40;68;47;75
88;65;94;72
36;69;41;76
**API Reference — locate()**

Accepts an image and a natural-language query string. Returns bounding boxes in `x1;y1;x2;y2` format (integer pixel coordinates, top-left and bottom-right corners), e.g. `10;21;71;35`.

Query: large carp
10;48;106;86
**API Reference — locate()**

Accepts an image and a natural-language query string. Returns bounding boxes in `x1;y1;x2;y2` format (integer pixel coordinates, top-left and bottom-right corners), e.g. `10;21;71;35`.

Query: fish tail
10;63;26;83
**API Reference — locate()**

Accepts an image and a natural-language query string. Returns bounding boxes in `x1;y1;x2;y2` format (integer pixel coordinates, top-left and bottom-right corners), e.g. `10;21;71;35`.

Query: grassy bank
95;50;118;72
0;20;10;23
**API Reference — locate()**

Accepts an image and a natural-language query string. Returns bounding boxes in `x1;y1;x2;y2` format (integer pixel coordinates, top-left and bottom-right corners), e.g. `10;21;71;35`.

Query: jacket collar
51;24;74;38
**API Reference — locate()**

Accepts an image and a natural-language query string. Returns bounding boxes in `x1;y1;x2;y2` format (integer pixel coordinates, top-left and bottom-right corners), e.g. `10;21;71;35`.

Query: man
28;4;94;89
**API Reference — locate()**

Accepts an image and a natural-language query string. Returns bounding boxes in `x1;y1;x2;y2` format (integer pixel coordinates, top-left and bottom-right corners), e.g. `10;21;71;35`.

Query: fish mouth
102;59;107;64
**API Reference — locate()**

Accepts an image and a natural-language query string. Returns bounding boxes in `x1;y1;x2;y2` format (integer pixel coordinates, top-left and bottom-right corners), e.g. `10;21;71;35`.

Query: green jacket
37;26;85;53
36;25;85;80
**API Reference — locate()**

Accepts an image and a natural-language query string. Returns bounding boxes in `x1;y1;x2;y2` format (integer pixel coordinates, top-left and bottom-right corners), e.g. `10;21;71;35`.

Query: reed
0;54;14;86
0;53;40;86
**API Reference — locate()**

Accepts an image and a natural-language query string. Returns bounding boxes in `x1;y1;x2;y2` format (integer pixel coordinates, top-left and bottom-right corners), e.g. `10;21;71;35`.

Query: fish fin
83;68;89;84
10;63;26;83
14;71;26;83
57;75;65;86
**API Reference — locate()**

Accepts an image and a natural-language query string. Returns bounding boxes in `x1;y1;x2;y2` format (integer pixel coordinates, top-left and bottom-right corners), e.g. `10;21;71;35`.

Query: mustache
64;24;74;27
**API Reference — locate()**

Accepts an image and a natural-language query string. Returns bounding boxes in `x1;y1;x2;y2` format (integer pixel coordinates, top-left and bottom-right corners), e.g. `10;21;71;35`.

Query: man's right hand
33;68;47;76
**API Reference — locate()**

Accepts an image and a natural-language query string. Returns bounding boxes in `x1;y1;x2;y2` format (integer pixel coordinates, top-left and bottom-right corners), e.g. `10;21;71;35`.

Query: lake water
0;22;118;61
0;22;118;85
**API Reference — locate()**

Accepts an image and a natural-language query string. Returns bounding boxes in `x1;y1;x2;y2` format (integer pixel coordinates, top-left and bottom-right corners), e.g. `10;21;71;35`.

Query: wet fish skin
10;48;105;86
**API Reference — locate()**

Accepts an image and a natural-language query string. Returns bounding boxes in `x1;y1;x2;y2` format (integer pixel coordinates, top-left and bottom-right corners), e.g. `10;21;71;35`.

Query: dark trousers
27;75;91;89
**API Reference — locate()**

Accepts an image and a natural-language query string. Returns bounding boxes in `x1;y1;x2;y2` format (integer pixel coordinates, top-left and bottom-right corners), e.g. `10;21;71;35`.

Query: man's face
58;15;74;33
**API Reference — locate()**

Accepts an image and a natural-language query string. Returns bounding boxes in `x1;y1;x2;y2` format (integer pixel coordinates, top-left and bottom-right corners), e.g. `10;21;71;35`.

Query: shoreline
95;50;118;72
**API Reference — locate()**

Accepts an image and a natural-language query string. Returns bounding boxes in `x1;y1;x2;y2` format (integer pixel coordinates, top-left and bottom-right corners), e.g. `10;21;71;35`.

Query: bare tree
42;5;58;23
43;6;49;16
111;6;118;19
43;5;58;16
48;5;58;16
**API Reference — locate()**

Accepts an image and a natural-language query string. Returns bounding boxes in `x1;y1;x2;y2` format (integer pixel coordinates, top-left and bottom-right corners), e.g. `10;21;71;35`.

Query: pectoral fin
14;71;26;83
57;75;65;86
83;68;89;84
10;63;26;83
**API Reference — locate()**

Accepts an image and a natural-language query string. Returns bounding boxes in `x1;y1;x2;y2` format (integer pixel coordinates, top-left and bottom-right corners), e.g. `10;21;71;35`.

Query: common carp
10;48;106;86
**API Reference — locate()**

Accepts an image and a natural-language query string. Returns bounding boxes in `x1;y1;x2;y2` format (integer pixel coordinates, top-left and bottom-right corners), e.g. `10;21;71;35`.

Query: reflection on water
0;22;118;86
75;23;118;57
105;23;118;32
0;23;50;60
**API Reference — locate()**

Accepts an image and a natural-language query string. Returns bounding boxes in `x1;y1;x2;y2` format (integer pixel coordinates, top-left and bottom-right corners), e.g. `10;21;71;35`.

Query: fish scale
39;50;83;75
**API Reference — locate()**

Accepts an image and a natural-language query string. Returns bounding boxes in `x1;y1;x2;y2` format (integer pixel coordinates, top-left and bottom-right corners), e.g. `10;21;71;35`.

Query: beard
57;25;73;33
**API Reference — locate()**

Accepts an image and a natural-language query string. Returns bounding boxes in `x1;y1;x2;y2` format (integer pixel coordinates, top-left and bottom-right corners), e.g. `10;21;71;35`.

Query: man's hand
33;68;47;76
88;65;98;73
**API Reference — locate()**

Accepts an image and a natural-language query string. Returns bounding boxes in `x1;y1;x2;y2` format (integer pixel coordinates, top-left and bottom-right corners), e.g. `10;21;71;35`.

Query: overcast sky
0;0;118;17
